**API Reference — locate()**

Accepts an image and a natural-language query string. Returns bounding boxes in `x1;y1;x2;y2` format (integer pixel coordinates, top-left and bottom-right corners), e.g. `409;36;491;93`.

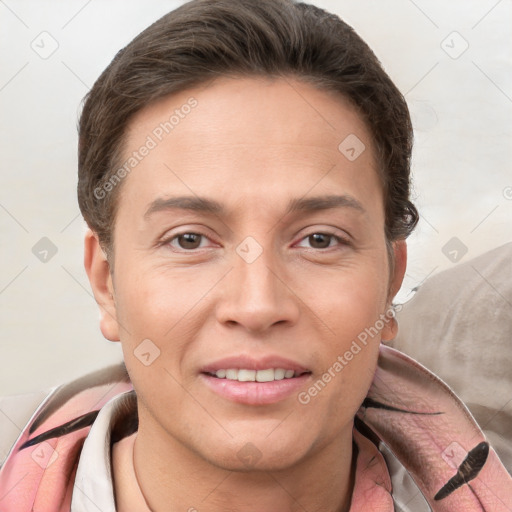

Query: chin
209;449;307;473
200;430;313;473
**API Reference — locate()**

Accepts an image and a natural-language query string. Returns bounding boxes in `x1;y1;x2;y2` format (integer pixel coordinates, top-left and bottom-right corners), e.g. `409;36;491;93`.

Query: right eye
166;232;213;251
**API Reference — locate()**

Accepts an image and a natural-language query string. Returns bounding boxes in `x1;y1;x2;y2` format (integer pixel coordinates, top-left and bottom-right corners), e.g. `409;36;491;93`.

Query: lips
200;355;311;405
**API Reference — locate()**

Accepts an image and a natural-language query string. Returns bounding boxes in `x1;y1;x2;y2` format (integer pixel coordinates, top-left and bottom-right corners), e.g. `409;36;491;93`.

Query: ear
381;239;407;342
84;229;120;342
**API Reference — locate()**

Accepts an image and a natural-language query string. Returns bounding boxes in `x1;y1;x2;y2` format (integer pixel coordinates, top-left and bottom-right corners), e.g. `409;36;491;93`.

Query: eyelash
162;230;350;252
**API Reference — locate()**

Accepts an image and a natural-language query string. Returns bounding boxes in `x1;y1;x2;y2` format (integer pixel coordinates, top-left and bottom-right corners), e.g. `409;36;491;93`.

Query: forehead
117;76;381;219
127;75;373;151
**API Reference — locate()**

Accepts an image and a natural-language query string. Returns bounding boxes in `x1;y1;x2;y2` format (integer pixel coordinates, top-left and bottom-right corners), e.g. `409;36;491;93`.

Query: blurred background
1;0;511;396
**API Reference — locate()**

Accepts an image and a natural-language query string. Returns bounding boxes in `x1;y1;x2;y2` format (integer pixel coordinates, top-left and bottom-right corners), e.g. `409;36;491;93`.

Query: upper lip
201;355;310;374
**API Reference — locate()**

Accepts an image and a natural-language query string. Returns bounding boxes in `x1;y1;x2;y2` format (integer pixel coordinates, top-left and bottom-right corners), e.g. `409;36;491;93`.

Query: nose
215;246;300;333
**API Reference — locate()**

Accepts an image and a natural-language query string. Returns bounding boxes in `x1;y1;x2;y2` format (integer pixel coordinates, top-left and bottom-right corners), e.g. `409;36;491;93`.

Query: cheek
114;261;209;336
305;260;389;341
112;269;195;416
298;256;389;408
111;261;223;388
298;289;383;441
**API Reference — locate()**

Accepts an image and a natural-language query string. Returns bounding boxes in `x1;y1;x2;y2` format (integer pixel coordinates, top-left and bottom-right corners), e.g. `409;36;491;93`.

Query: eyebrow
286;195;365;215
144;194;366;220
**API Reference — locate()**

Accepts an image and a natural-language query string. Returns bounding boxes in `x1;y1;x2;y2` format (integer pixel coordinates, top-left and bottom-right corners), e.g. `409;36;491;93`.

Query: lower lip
201;373;310;405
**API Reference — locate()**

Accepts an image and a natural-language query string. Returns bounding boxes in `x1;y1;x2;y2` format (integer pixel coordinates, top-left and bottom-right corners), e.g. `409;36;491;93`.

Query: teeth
238;369;256;381
225;369;238;380
255;369;274;382
274;368;285;380
213;368;298;382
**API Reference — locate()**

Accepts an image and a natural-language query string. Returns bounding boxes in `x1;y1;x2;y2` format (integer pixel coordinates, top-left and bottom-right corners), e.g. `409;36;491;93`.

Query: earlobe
83;229;120;342
381;314;398;342
382;240;407;342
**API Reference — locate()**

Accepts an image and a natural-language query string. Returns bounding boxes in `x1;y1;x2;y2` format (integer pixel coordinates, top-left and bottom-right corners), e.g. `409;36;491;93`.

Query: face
85;76;406;471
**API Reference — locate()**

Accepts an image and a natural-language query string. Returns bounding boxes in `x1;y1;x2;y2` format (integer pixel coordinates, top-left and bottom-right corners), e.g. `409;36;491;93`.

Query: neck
114;420;355;512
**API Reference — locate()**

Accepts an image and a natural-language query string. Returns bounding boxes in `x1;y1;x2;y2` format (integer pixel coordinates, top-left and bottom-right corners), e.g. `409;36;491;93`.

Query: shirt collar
71;390;136;512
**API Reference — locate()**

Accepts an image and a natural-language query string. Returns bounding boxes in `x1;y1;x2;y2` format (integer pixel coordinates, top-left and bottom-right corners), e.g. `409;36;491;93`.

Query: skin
85;76;406;512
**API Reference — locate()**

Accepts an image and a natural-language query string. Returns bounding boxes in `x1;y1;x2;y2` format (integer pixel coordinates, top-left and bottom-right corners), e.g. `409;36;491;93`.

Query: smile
201;356;312;405
207;368;304;382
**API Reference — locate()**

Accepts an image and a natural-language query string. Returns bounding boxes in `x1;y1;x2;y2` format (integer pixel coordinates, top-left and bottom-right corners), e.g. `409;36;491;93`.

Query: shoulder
0;389;53;467
391;242;512;471
0;363;132;469
0;364;133;511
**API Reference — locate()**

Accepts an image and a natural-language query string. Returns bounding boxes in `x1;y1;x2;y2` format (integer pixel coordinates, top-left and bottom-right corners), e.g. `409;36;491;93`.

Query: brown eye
308;233;333;249
176;233;203;249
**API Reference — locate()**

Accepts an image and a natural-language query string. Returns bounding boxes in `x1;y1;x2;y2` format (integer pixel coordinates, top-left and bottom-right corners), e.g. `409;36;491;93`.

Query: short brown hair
77;0;418;252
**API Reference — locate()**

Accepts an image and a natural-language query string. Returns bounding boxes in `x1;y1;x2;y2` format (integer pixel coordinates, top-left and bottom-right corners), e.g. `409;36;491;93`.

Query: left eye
296;233;344;249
